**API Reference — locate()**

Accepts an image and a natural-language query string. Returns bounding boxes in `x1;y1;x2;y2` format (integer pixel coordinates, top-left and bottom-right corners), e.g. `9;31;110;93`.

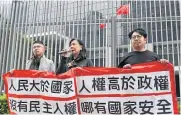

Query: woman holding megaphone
56;38;93;74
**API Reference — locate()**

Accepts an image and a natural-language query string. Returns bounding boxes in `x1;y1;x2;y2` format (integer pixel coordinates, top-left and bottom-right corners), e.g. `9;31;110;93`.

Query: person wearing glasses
26;41;55;72
118;28;169;68
9;41;55;74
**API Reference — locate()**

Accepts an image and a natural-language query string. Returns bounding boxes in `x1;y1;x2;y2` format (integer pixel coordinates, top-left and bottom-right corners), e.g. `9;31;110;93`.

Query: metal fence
0;1;180;99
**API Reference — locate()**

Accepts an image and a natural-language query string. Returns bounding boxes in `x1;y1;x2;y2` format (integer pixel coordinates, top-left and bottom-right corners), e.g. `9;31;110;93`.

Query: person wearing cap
118;28;169;68
26;40;55;72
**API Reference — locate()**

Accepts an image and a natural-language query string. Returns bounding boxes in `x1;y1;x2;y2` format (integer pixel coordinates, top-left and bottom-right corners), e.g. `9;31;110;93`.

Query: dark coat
56;54;93;74
118;50;159;68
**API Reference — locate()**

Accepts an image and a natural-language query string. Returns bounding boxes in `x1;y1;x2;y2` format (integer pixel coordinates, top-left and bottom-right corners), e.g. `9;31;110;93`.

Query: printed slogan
3;61;178;114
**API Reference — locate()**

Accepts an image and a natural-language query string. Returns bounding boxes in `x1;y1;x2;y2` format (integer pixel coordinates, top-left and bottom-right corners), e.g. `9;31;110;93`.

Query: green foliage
0;94;9;114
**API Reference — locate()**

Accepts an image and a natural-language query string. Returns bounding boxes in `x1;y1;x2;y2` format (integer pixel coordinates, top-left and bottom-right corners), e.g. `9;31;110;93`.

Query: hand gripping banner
3;61;178;114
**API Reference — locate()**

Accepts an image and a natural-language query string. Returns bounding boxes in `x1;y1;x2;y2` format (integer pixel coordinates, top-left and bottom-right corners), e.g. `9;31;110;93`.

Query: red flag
99;23;106;29
116;4;129;15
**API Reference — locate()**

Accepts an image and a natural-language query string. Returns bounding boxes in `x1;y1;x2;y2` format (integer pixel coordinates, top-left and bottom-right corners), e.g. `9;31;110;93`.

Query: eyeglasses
33;45;42;49
131;35;143;40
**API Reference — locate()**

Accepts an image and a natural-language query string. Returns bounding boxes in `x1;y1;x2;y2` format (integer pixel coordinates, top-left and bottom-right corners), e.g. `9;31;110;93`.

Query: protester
118;28;169;68
56;38;93;74
26;40;55;72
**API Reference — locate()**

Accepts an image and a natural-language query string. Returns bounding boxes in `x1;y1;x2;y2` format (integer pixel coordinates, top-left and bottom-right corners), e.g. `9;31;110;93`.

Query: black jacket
56;54;93;74
118;50;159;68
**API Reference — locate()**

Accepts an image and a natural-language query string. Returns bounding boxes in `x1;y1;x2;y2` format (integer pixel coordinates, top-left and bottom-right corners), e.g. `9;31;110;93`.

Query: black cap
128;28;147;39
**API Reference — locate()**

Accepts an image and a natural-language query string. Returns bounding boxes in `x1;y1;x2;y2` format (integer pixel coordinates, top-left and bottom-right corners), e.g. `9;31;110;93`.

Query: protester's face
32;43;45;57
131;32;146;50
70;40;82;55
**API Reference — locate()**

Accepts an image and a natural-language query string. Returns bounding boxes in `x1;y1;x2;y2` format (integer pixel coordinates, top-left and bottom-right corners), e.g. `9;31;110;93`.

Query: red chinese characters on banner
3;61;178;114
116;4;129;15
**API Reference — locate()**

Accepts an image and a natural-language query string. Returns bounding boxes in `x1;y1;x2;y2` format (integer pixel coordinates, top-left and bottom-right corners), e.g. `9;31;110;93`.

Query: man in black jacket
118;28;169;68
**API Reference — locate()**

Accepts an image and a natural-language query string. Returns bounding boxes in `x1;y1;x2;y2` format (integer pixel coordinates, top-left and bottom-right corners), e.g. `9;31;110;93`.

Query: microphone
58;49;73;54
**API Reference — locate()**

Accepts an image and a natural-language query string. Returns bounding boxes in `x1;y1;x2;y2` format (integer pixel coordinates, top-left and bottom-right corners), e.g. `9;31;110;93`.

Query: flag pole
128;2;132;52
